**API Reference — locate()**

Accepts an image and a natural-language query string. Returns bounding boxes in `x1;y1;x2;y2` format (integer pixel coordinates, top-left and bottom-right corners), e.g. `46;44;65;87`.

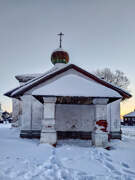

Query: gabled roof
4;64;132;99
124;111;135;117
32;73;122;98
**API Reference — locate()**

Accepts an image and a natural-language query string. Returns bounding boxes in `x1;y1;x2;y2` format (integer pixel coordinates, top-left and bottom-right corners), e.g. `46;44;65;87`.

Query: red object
96;120;108;132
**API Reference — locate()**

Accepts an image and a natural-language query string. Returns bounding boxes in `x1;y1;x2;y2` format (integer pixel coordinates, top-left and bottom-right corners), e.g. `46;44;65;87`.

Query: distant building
123;111;135;126
2;111;10;120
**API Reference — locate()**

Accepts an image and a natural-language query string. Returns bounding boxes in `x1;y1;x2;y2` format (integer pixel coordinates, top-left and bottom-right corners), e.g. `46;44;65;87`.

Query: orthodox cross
57;32;64;48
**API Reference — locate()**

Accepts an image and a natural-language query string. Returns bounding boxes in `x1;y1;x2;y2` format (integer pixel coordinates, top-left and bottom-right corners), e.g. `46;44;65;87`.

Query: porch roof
4;64;131;100
32;74;122;99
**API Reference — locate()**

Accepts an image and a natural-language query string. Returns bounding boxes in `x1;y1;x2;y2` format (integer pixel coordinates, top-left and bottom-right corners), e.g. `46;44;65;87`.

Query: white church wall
12;79;26;125
107;104;111;132
21;95;32;130
107;99;121;133
12;98;22;124
55;104;95;132
31;96;43;130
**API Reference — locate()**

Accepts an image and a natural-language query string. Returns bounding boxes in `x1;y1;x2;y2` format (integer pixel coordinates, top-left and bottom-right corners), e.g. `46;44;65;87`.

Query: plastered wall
107;99;121;132
55;104;95;132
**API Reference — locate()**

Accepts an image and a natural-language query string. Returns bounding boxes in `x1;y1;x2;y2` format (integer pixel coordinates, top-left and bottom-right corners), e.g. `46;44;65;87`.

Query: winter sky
0;0;135;116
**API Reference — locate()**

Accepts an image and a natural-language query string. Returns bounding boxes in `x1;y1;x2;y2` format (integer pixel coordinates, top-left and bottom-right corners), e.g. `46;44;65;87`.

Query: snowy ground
121;125;135;137
0;124;135;180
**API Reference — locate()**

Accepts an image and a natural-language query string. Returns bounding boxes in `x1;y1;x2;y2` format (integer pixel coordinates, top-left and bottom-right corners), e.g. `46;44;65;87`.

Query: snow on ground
121;125;135;137
0;124;135;180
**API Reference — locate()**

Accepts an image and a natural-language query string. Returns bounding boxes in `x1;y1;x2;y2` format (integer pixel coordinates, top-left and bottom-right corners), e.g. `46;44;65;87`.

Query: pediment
32;73;121;98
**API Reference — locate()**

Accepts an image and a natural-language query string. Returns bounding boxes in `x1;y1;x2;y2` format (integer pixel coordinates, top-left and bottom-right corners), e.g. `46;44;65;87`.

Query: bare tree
94;68;130;90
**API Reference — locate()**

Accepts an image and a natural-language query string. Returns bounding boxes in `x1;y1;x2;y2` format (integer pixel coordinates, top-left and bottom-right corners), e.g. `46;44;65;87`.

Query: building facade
123;111;135;126
5;44;131;147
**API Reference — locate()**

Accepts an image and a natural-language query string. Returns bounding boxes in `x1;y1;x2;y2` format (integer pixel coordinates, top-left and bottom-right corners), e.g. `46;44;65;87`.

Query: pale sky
0;0;135;115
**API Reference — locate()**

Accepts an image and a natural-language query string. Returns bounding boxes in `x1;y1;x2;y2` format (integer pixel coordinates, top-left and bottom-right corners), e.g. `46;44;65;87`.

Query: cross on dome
57;32;64;48
51;33;69;65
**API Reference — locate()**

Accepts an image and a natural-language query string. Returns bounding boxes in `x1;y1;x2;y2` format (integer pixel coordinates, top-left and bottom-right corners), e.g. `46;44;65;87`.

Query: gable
32;72;121;99
5;64;131;99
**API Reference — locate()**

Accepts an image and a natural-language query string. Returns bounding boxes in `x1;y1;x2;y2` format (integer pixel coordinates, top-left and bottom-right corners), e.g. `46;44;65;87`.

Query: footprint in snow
121;162;130;168
124;169;135;176
104;152;110;157
16;157;20;160
112;170;122;176
6;156;10;159
104;161;116;171
104;161;122;175
104;156;113;162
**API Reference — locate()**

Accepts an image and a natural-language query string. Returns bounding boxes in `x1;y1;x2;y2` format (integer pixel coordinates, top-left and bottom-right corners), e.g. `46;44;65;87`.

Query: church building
5;33;131;147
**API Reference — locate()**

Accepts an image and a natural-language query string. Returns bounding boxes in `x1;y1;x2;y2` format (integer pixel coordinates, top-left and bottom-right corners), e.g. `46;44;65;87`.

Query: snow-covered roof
15;73;43;82
5;63;69;97
124;111;135;117
32;74;121;98
4;64;132;99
